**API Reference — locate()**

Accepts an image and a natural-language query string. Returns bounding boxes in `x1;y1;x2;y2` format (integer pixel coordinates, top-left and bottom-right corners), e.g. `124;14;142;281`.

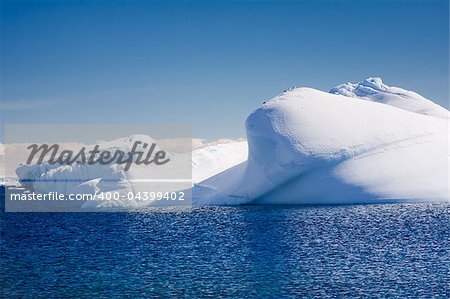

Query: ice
195;80;449;205
329;77;448;118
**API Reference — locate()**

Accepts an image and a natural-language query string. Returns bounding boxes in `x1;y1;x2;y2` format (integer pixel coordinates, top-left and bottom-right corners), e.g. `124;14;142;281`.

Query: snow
194;80;449;205
330;77;449;118
192;139;247;183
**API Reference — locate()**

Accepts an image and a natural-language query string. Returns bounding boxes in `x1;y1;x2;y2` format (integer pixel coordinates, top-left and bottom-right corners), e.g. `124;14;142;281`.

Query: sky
1;0;449;141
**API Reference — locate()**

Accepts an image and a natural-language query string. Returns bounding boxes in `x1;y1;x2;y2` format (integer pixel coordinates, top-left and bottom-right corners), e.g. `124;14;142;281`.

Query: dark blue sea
1;189;449;298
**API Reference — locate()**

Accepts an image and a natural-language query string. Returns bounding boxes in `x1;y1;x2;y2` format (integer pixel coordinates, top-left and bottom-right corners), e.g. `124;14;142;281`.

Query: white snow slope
192;139;247;183
194;78;449;205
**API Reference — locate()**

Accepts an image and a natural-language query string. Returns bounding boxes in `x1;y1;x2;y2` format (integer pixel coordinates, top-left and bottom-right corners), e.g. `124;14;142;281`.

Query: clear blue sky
1;0;448;141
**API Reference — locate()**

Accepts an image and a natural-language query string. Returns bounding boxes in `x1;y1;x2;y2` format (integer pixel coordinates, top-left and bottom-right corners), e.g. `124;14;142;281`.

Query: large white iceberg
194;78;449;205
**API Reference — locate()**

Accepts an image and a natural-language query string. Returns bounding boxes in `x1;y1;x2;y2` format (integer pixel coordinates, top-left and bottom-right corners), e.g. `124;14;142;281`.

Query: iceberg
194;78;449;205
13;134;193;208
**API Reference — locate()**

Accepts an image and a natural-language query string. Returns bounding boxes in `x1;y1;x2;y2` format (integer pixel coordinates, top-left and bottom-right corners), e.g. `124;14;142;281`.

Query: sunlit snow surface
194;78;449;205
329;77;449;118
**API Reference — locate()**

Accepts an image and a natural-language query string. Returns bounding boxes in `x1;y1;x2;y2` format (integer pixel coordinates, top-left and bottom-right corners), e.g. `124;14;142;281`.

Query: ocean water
1;191;449;298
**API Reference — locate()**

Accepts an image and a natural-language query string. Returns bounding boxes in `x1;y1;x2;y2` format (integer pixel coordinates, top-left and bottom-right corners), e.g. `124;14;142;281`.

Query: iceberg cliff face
195;79;449;205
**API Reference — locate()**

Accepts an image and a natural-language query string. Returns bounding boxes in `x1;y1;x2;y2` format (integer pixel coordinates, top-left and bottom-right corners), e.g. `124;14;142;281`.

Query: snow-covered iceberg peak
329;77;448;118
330;77;388;97
195;83;449;205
